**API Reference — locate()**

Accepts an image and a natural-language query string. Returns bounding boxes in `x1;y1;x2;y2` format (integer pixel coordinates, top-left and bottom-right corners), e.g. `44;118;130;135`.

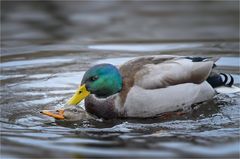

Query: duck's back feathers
134;58;213;89
120;55;214;89
115;55;216;117
118;55;214;104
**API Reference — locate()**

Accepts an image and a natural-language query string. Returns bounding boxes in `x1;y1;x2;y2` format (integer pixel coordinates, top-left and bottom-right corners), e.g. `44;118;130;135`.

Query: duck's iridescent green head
82;64;122;97
67;64;122;105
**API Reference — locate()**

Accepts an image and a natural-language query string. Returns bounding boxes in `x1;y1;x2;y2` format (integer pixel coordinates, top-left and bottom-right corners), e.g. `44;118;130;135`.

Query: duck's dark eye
90;76;98;81
79;91;82;94
73;109;78;113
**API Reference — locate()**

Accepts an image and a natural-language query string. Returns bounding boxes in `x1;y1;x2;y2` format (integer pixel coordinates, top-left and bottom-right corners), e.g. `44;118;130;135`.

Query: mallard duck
42;55;235;120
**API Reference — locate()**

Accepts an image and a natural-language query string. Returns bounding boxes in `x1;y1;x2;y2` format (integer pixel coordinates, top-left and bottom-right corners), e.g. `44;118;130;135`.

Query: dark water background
1;1;240;158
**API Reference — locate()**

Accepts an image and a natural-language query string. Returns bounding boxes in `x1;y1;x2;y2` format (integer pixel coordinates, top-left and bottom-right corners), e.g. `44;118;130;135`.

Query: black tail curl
220;73;234;87
207;73;234;88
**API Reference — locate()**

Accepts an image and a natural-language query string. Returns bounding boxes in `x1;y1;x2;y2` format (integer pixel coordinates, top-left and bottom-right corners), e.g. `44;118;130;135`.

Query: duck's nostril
56;109;64;114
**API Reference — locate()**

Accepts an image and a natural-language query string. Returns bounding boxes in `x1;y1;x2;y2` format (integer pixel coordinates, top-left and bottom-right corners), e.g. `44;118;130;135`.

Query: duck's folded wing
135;58;214;89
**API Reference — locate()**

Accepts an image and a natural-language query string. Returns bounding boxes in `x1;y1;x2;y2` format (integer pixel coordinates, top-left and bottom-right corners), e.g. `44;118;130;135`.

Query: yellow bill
67;84;90;105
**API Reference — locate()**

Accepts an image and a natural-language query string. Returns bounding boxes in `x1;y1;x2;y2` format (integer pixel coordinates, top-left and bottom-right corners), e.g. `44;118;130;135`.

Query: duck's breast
123;81;215;118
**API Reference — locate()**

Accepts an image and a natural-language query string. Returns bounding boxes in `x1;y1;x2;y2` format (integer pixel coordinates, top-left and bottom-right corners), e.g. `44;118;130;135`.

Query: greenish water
1;1;239;158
